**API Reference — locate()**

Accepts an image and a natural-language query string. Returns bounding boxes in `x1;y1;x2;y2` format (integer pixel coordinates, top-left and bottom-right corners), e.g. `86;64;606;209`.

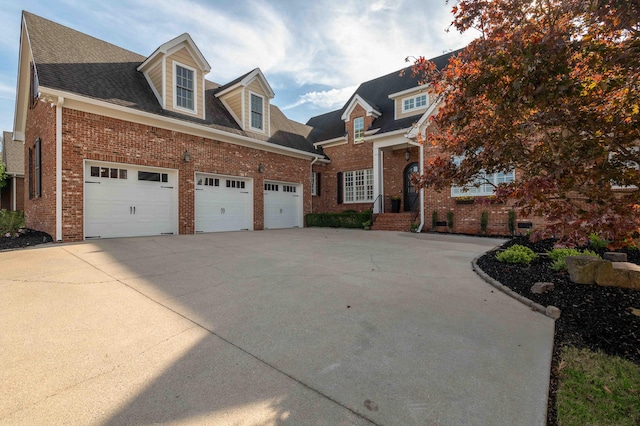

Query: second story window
250;93;264;131
403;93;427;113
354;117;364;143
175;64;194;110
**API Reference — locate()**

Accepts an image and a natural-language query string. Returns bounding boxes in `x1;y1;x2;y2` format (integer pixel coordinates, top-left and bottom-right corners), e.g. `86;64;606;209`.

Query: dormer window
354;117;364;143
403;93;427;113
174;62;195;111
250;93;264;131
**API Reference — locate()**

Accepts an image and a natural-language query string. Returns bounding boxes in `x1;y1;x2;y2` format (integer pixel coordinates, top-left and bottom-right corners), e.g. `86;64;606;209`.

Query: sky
0;0;477;140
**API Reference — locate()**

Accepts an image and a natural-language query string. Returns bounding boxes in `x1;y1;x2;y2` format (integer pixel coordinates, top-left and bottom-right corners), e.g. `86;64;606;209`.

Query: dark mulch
476;237;640;425
0;229;53;251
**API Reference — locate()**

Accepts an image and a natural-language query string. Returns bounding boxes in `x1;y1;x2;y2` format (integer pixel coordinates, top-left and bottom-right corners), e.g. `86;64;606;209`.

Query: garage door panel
264;182;302;229
84;163;177;239
195;174;252;233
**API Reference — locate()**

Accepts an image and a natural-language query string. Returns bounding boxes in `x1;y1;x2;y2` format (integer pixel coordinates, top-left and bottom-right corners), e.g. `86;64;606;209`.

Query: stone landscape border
472;254;561;320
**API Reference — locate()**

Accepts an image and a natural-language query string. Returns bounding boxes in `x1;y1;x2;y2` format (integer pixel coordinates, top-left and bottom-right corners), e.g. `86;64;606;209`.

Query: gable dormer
137;33;211;120
340;94;381;144
388;86;432;121
215;68;275;136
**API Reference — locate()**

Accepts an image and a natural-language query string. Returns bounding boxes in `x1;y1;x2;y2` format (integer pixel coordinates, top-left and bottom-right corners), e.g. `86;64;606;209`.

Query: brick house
306;54;545;235
13;12;327;242
1;131;25;211
13;12;542;242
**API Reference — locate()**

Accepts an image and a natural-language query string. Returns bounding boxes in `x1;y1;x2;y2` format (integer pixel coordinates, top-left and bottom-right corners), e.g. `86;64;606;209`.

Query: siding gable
137;33;210;120
215;68;275;135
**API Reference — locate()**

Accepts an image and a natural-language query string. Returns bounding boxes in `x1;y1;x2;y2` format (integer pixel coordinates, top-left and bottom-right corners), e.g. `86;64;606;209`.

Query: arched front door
404;162;419;212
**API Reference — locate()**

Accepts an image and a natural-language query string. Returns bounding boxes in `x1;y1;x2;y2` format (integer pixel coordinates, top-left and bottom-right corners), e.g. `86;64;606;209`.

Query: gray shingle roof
306;50;461;143
23;12;321;156
2;131;24;175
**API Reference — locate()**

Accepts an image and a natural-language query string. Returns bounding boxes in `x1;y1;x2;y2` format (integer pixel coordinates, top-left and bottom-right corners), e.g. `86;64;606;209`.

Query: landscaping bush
548;248;600;272
480;210;488;234
588;233;610;250
0;209;25;238
306;211;371;229
496;244;538;264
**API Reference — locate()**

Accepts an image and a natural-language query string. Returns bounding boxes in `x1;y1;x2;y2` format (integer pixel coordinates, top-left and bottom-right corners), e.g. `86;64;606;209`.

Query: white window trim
354;117;364;144
172;60;198;115
344;169;374;203
451;169;515;197
249;91;265;133
402;93;428;114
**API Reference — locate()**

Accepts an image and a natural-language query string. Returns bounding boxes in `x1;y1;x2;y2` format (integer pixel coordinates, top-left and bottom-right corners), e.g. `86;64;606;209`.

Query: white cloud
283;86;358;110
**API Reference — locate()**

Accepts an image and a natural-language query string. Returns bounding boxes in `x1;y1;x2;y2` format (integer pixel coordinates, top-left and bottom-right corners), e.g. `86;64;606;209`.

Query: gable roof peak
214;67;275;99
340;94;381;121
138;32;211;73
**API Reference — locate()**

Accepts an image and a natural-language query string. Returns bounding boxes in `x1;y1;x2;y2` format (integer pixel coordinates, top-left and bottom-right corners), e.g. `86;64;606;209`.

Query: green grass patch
557;346;640;426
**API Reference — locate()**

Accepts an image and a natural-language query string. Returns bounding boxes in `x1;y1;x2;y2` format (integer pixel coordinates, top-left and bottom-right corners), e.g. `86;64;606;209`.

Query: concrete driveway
0;229;554;425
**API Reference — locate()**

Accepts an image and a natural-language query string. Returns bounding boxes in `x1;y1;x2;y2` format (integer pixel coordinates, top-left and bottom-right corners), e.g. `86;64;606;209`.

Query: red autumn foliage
411;0;640;247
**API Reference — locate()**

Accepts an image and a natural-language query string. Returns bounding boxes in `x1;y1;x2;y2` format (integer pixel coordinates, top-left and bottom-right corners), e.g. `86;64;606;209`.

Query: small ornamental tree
410;0;640;247
0;162;7;190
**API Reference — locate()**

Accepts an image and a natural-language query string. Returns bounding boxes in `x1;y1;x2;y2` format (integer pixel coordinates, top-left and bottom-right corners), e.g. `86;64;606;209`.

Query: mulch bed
0;229;53;251
476;237;640;425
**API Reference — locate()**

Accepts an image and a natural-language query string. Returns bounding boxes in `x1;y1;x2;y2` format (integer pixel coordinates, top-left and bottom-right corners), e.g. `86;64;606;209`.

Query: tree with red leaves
411;0;639;247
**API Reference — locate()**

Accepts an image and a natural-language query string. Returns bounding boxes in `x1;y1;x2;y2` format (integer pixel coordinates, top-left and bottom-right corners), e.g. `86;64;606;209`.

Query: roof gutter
39;86;325;162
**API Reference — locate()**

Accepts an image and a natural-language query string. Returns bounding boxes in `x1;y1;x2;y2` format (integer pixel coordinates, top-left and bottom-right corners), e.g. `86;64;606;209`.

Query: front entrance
404;162;419;212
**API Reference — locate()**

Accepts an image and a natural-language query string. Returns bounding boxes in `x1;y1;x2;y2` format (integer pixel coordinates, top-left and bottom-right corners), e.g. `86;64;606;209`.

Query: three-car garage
84;161;303;239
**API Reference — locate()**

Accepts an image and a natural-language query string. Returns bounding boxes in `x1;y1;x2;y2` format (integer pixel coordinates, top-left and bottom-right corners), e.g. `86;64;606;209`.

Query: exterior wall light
183;150;191;163
258;163;265;173
405;148;411;162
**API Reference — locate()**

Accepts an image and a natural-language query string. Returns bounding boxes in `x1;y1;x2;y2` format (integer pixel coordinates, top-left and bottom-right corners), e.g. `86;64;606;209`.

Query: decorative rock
595;261;640;290
545;305;561;319
566;256;608;285
603;252;627;262
531;282;555;294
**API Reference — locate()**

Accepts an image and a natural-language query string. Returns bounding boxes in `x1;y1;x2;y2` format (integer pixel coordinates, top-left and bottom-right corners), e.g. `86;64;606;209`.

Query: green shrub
508;210;516;236
588;233;610;250
0;210;25;237
305;211;371;229
496;244;538;264
480;211;489;234
446;211;454;230
548;248;600;272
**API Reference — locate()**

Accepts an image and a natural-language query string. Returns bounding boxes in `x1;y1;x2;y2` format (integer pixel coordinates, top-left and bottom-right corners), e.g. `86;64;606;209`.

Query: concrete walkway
0;229;554;425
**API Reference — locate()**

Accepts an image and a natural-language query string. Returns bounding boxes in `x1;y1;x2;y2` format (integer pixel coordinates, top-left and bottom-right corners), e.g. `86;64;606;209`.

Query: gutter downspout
56;96;64;242
417;141;425;233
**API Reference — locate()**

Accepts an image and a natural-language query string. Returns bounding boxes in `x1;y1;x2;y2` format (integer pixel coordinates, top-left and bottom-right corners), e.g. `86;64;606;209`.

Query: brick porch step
371;212;414;232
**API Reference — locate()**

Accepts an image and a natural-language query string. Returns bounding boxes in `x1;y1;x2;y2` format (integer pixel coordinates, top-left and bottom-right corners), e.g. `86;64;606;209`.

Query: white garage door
84;162;177;239
264;181;302;229
195;173;252;233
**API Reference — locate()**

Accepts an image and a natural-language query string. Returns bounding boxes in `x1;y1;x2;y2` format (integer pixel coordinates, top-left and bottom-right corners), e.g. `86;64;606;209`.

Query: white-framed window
450;156;515;197
250;92;264;131
344;169;373;203
402;93;428;113
353;117;364;143
311;172;317;196
174;63;195;111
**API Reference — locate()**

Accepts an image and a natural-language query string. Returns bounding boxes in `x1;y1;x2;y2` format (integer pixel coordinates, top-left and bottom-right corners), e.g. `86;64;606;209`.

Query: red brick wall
26;107;312;242
312;104;377;213
24;101;57;238
15;177;24;211
311;121;547;236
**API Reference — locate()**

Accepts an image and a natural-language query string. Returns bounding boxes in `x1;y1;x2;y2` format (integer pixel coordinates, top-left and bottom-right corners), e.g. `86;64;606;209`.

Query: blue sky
0;0;476;138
